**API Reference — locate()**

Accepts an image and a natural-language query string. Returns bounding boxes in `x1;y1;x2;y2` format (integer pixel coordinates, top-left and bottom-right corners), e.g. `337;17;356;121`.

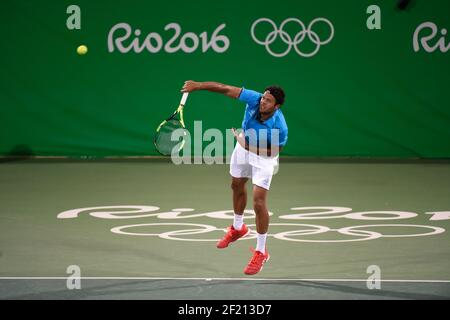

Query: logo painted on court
57;206;448;243
250;17;334;58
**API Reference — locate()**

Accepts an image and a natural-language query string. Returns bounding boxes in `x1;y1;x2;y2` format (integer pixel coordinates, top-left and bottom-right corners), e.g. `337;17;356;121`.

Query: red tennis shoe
244;248;270;275
216;224;250;249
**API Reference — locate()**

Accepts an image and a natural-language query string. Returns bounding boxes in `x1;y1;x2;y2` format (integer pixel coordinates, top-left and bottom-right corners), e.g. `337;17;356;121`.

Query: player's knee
253;197;266;212
231;180;246;193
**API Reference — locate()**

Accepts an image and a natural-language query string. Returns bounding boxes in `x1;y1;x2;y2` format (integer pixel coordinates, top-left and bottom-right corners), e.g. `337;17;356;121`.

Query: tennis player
181;80;288;275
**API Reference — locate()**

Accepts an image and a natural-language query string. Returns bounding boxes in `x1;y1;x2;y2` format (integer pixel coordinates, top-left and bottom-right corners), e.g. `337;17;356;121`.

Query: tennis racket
154;92;189;156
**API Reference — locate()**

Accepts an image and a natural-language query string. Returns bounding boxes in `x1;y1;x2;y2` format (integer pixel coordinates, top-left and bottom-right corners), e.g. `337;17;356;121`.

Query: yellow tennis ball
77;45;88;55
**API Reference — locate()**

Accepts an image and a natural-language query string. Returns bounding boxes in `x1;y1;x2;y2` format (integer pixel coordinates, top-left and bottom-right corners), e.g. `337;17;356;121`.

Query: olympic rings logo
110;223;445;243
250;17;334;57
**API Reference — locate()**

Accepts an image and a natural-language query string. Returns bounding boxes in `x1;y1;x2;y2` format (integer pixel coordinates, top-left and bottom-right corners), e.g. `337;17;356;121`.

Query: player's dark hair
265;86;285;106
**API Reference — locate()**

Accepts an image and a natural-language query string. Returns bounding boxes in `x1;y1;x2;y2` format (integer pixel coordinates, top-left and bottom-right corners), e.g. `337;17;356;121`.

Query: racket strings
154;119;187;156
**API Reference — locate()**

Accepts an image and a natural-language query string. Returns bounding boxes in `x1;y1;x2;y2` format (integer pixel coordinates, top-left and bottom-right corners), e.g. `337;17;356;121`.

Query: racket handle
180;92;189;106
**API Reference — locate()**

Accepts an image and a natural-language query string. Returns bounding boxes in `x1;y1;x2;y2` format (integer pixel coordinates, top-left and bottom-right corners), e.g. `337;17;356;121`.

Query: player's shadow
5;279;450;300
259;280;450;300
5;279;221;300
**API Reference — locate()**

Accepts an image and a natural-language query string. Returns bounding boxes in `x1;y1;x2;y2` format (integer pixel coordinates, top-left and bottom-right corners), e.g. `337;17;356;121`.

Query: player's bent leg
231;177;248;214
216;177;250;249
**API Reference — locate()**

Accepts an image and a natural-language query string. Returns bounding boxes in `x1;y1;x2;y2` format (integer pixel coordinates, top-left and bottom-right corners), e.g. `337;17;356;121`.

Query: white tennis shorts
229;143;279;190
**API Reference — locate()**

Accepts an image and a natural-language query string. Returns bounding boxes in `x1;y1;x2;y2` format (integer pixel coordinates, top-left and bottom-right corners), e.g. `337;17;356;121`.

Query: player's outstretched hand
181;80;201;93
231;128;246;148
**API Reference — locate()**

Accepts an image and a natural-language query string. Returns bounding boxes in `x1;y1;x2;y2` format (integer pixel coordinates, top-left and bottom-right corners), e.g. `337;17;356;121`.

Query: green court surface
1;158;450;299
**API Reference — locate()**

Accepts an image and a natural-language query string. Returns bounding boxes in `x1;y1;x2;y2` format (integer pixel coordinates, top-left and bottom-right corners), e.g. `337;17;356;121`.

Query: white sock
233;214;244;230
256;233;267;254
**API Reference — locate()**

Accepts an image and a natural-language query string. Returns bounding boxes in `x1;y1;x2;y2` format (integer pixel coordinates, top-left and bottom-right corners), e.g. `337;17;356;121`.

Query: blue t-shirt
238;88;288;148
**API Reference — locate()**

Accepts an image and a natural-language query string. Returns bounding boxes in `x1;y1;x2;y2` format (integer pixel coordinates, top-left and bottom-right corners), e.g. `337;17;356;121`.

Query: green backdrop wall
1;0;449;157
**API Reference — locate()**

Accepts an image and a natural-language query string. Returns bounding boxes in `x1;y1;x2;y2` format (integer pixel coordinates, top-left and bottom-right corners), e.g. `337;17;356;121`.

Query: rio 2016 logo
106;17;335;57
413;21;449;53
108;22;230;54
57;205;448;243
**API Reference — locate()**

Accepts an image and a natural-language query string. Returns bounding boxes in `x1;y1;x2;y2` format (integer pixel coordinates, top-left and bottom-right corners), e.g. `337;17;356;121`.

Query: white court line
0;277;450;283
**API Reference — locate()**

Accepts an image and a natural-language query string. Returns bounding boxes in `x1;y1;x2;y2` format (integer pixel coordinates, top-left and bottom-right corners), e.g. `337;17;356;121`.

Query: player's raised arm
181;80;241;99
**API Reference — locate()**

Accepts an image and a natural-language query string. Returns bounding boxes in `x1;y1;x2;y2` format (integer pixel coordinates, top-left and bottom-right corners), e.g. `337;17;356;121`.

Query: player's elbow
225;86;242;99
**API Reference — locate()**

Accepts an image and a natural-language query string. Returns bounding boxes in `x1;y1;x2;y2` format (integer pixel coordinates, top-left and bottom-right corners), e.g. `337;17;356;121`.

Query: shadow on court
2;279;450;300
